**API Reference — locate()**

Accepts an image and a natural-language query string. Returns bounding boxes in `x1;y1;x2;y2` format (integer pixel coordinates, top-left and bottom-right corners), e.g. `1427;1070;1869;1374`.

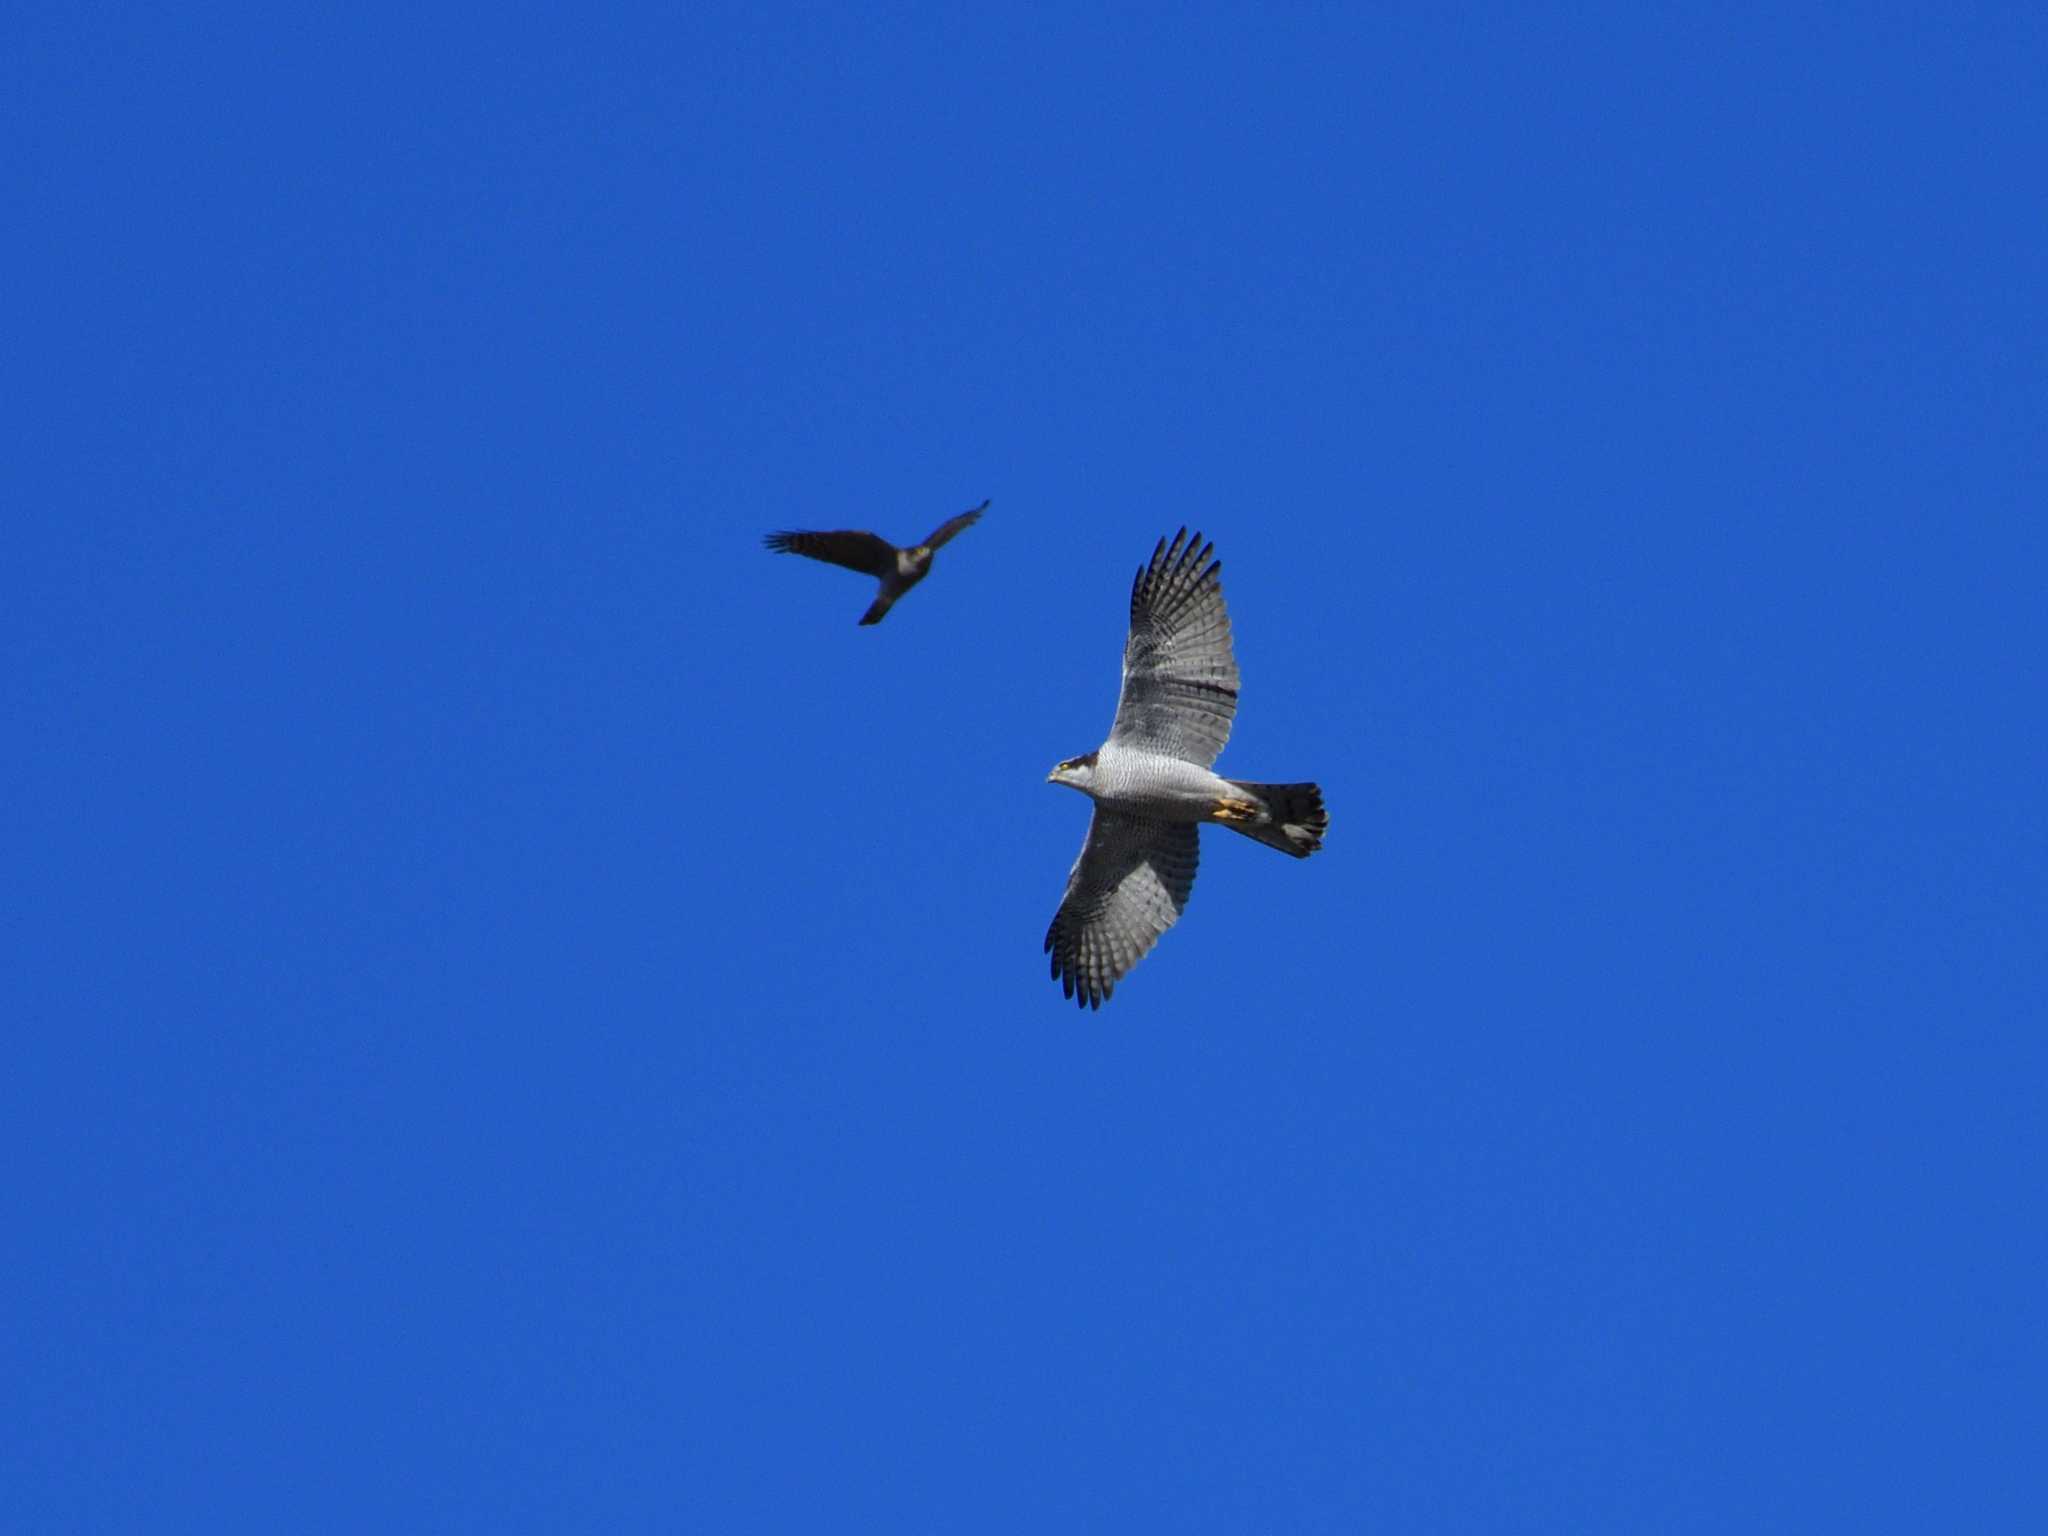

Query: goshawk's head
1046;751;1100;793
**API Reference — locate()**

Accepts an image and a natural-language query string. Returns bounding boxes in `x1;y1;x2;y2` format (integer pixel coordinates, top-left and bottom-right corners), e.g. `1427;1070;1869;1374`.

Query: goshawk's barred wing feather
1106;529;1239;767
1044;811;1200;1010
921;499;989;550
762;529;897;576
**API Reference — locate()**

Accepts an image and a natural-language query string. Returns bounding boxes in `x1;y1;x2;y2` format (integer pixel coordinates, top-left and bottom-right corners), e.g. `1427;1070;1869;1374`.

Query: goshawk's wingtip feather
1048;920;1116;1010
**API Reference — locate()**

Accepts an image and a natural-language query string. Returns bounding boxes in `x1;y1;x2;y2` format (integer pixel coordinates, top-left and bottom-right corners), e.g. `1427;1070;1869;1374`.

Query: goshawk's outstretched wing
762;529;897;576
920;499;989;551
1105;528;1239;767
1044;810;1200;1009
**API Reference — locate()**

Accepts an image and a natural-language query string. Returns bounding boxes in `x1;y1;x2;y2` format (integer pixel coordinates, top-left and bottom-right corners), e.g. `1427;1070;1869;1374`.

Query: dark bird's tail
1223;780;1327;857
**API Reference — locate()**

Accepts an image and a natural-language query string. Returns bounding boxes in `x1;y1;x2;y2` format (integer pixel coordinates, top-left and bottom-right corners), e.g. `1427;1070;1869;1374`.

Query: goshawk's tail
1223;780;1327;858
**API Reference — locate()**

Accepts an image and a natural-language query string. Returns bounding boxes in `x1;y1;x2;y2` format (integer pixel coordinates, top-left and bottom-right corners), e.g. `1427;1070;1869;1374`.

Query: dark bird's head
1046;751;1099;794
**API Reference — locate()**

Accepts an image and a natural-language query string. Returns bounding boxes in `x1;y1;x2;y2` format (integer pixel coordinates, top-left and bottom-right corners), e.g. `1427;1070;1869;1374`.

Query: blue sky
6;3;2043;1529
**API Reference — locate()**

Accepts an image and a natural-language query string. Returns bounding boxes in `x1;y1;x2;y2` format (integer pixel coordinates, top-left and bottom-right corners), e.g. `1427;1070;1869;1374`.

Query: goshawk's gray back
764;499;987;625
1044;530;1328;1009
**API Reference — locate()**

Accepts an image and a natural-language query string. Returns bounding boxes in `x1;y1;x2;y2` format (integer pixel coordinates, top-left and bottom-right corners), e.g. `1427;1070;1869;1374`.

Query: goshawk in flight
763;499;988;625
1044;529;1328;1009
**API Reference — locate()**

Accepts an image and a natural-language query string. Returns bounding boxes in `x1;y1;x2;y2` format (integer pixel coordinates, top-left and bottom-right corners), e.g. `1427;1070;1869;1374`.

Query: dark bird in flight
764;499;988;625
1043;529;1328;1009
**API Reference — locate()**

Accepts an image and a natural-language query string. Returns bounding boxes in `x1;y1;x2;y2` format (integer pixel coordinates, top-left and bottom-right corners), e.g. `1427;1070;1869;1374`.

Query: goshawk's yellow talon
1212;797;1261;823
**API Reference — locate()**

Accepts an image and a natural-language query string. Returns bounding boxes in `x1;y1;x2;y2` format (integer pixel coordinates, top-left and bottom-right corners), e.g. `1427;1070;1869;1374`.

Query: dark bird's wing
920;499;988;551
763;529;898;576
1106;528;1239;767
1044;811;1199;1010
